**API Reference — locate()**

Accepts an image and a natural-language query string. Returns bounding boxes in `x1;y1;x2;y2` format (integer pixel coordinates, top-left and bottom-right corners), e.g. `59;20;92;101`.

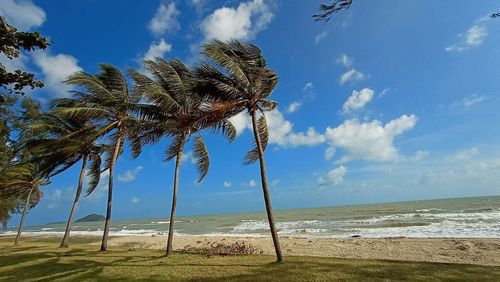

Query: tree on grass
25;111;106;248
130;58;236;256
198;39;283;262
56;65;143;251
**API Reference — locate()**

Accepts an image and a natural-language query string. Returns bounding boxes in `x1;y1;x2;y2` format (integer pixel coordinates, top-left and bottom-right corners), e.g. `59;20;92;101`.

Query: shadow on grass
0;244;499;281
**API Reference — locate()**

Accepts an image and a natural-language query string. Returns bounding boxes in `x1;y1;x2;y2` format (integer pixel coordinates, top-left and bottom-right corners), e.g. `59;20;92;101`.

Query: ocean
2;196;499;238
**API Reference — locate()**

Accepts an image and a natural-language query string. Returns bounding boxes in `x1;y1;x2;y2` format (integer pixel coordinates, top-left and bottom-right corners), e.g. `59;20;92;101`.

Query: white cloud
411;150;430;161
266;110;326;147
201;0;274;41
32;51;83;98
314;31;328;44
286;101;302;113
248;179;257;187
118;166;144;182
223;180;232;188
450;94;488;109
325;115;418;162
285;127;326;147
131;196;140;204
325;147;336;160
181;151;194;163
148;2;180;36
379;88;390;98
343;88;374;113
271;179;280;186
448;147;479;161
143;39;172;61
337;54;353;68
229;112;252;136
0;52;28;72
446;25;488;52
0;0;46;30
339;69;366;85
318;166;347;186
303;82;313;91
231;109;326;148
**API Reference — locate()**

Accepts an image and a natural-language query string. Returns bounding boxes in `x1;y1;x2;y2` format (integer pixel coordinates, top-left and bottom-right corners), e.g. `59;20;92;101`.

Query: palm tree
130;58;236;256
313;0;353;22
0;163;49;245
26;111;106;248
55;64;143;251
197;39;283;262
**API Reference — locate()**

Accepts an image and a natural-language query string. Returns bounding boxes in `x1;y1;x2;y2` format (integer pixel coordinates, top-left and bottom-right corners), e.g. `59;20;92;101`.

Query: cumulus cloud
339;69;366;85
343;88;374;113
118;166;144;182
318;166;347;186
148;2;180;36
0;0;46;30
143;39;172;61
131;197;140;204
230;109;325;148
32;51;83;97
223;180;232;188
266;110;325;147
446;25;488;52
201;0;274;41
314;31;328;44
286;101;302;113
325;115;418;162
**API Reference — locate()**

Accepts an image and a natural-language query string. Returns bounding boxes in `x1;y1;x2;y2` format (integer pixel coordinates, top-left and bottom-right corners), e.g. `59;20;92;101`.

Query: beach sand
101;235;500;266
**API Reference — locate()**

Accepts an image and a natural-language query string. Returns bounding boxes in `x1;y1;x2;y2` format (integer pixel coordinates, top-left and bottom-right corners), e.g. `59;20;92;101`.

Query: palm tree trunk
251;111;283;262
166;134;186;256
100;136;122;251
14;186;34;246
60;155;88;248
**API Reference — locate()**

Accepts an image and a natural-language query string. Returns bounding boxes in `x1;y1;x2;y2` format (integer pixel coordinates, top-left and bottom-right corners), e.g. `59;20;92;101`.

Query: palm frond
192;136;209;182
244;114;268;165
86;153;102;196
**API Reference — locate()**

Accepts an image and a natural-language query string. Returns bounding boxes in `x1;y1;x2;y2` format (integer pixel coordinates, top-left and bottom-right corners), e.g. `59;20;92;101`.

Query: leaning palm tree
0;163;48;246
197;39;283;262
55;64;143;251
130;58;236;256
26;111;106;248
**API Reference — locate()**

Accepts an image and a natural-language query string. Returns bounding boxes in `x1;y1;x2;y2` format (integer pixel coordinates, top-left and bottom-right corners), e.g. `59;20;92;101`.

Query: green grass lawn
1;237;499;281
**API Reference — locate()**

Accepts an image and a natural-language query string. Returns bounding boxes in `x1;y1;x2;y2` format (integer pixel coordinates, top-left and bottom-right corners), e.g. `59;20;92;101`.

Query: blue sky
1;0;500;225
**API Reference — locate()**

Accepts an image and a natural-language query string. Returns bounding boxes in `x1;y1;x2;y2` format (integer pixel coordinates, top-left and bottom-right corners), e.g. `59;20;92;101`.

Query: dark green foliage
0;16;49;96
75;214;105;222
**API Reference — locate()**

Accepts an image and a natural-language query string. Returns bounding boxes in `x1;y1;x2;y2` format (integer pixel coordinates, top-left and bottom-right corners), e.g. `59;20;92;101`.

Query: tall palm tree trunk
60;155;88;248
251;111;283;262
166;134;186;256
100;136;122;251
14;186;34;246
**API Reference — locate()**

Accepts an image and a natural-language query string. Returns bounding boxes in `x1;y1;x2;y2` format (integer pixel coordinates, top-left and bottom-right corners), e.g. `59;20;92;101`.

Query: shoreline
4;234;499;266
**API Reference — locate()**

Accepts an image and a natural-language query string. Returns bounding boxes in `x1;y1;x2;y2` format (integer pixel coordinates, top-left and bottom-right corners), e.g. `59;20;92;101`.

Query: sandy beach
97;235;500;266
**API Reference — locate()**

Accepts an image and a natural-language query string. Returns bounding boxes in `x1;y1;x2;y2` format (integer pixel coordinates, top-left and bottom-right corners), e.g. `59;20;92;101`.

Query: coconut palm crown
197;39;283;262
54;64;143;251
129;58;236;256
25;111;107;248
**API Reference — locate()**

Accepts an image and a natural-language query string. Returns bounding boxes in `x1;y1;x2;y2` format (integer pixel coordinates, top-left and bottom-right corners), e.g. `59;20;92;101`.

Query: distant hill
75;214;105;223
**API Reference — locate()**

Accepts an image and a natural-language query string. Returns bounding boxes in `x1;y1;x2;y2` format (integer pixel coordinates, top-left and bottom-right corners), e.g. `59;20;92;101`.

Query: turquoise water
3;196;499;238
